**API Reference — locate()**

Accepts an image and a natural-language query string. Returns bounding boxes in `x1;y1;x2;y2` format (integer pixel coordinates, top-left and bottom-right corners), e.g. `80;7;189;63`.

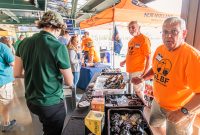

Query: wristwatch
181;107;189;115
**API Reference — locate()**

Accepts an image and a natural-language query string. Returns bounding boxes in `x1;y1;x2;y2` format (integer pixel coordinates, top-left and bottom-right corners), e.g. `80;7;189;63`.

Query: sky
146;0;182;14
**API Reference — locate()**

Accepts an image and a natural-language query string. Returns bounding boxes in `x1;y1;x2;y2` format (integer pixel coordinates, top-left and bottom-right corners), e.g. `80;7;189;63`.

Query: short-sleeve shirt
126;34;151;73
152;43;200;111
16;31;71;106
88;47;100;63
0;42;14;85
81;37;92;51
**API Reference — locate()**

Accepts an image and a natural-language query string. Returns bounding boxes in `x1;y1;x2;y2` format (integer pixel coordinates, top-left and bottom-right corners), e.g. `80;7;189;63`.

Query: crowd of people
0;10;101;134
0;10;199;135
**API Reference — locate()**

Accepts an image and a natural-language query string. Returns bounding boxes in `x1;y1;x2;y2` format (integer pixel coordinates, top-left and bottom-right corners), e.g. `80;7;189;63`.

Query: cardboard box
91;98;105;112
85;110;105;135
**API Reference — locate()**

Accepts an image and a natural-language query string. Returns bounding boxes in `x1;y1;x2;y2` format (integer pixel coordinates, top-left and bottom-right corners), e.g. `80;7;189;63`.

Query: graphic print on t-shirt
154;59;172;86
128;46;134;55
128;43;140;55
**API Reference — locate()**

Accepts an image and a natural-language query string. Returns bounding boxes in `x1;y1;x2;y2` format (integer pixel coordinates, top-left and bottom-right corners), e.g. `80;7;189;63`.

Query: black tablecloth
62;73;128;135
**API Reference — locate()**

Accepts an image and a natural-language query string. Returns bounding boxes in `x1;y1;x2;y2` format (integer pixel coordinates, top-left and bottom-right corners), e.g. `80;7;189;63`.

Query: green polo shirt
16;31;71;106
14;40;22;51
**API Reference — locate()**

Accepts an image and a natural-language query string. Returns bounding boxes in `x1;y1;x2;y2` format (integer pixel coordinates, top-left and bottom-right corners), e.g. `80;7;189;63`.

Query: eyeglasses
162;29;180;36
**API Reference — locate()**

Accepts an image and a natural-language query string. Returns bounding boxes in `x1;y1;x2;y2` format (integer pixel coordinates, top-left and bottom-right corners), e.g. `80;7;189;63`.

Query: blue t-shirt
0;42;14;85
58;36;68;46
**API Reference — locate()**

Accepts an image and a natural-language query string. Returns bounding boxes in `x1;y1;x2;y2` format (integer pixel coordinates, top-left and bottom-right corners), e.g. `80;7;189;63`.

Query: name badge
135;44;140;48
156;53;162;61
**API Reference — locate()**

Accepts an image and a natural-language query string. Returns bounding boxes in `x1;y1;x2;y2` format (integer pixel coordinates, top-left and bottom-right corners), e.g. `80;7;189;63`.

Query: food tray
107;108;153;135
105;94;144;110
101;68;121;75
93;76;126;94
100;72;122;75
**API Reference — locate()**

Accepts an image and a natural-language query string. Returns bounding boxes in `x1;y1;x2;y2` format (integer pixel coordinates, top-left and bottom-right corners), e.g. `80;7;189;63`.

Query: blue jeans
72;72;80;87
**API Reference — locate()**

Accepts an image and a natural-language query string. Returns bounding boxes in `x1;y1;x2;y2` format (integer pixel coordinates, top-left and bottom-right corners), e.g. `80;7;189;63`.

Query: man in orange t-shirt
120;21;151;100
132;17;200;135
81;31;93;62
87;41;100;63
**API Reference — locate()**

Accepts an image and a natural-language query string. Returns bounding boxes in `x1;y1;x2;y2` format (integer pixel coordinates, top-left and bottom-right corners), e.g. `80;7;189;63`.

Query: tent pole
112;4;115;69
112;22;115;69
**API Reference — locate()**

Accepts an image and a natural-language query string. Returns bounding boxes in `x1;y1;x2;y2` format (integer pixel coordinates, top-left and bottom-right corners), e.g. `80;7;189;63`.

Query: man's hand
166;109;187;124
120;60;126;67
131;77;143;84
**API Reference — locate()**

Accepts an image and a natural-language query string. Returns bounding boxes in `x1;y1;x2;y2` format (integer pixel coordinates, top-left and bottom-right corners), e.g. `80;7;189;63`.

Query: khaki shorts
129;72;145;99
0;82;14;105
149;100;195;135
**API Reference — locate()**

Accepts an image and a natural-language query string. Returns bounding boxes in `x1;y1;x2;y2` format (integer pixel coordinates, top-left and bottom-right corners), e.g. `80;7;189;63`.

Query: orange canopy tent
0;28;9;36
80;0;177;29
0;28;15;36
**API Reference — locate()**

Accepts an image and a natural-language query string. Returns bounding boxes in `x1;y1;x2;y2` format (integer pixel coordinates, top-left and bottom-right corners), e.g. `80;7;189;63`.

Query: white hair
163;17;186;30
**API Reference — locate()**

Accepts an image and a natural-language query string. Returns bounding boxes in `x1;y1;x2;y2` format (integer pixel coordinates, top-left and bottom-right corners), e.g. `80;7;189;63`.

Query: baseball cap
38;11;66;29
